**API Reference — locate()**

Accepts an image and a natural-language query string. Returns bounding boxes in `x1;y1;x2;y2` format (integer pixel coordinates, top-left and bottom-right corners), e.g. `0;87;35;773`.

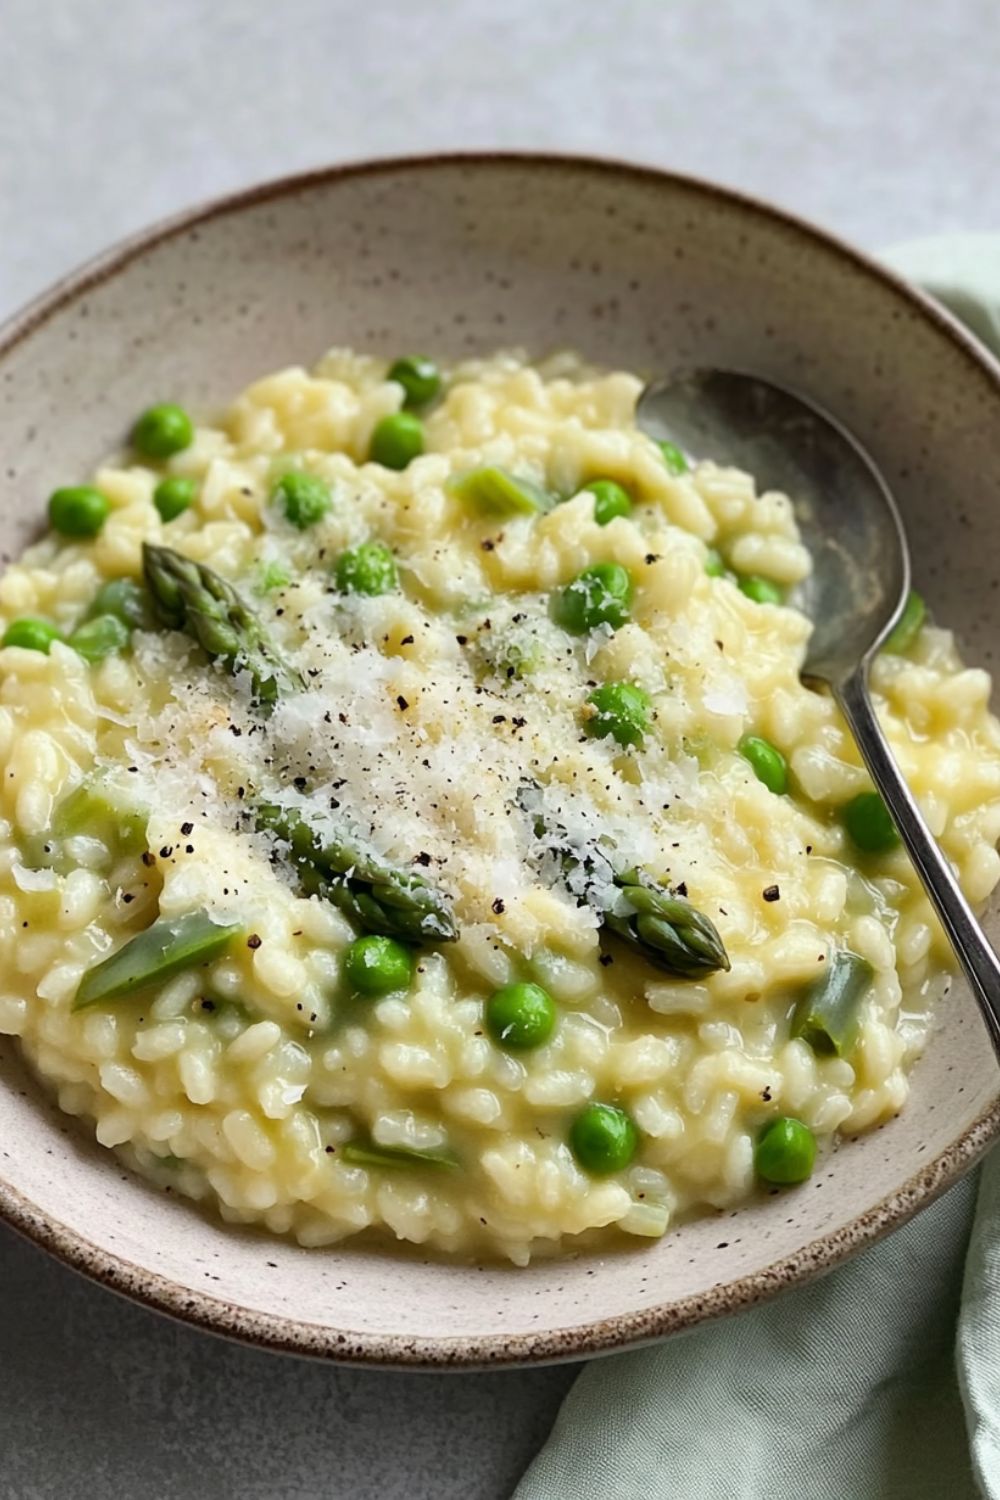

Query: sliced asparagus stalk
340;1140;461;1171
24;780;148;874
73;911;241;1010
54;782;147;854
142;543;302;706
448;466;556;517
255;803;458;945
791;949;873;1056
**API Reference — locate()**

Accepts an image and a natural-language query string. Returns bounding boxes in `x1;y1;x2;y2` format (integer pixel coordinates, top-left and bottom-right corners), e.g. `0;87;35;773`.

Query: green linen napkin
516;237;1000;1500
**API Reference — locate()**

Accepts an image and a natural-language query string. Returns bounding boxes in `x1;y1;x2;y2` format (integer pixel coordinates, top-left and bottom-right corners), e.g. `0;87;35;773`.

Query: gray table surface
1;2;997;1496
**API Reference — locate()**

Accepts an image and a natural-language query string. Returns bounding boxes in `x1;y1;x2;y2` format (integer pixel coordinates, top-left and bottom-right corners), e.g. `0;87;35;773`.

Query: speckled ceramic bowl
2;154;999;1368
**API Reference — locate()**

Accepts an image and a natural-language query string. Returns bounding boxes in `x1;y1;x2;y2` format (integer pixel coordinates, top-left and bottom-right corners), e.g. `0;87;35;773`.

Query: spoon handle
836;668;1000;1055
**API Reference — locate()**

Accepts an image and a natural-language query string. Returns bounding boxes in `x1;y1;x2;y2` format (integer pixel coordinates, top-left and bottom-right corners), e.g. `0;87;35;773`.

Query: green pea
739;575;784;606
88;578;156;631
586;681;650;748
738;734;788;795
2;617;63;653
387;356;441;409
553;563;632;634
343;934;413;996
48;486;110;538
335;542;398;597
588;480;633;527
883;590;926;655
841;790;899;854
755;1116;816;1185
68;613;130;664
485;981;556;1051
154;475;197;522
370;411;425;470
659;440;689;476
132;403;194;459
272;471;332;530
569;1102;639;1176
704;547;727;578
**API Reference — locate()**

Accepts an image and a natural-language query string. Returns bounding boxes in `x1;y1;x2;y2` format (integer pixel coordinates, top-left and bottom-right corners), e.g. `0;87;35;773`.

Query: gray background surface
0;2;997;1496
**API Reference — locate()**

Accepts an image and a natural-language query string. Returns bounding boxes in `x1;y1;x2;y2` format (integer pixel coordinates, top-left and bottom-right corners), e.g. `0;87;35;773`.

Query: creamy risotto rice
1;348;999;1264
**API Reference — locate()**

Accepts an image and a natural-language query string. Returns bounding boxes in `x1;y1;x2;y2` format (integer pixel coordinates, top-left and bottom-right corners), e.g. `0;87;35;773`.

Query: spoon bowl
638;368;1000;1051
637;370;910;684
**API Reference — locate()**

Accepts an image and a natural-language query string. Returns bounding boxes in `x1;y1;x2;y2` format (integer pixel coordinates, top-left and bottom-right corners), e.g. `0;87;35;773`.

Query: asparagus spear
73;910;241;1010
791;949;873;1056
603;868;731;978
523;796;729;978
256;803;458;945
142;543;302;707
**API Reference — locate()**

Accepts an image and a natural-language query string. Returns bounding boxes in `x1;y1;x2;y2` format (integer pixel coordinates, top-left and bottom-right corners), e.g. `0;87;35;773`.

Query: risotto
1;348;999;1264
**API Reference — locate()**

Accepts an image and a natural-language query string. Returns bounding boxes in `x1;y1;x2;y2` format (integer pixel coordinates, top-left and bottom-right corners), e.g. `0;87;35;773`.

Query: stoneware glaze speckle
1;153;999;1369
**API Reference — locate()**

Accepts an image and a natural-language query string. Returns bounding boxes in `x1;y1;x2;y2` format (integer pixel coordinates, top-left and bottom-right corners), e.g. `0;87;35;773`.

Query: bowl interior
1;156;999;1365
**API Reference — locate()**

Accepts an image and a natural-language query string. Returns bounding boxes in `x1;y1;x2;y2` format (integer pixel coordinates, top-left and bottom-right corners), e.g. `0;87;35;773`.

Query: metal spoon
638;369;1000;1052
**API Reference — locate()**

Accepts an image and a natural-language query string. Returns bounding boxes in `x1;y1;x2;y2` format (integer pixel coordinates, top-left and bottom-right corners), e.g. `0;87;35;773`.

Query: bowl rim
2;149;999;1370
